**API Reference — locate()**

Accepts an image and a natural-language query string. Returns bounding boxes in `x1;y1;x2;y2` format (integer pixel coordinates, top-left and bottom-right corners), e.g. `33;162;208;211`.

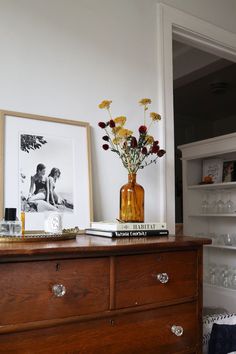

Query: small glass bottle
0;208;22;236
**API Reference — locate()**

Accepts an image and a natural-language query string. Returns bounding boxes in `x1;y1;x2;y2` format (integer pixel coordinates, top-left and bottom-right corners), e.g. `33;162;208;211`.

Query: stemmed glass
201;191;209;214
224;191;234;214
230;267;236;289
208;263;218;285
216;189;225;214
208;191;217;213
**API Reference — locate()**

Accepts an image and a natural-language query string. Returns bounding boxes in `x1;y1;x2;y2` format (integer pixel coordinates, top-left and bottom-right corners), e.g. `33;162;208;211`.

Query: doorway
173;40;236;227
156;4;236;232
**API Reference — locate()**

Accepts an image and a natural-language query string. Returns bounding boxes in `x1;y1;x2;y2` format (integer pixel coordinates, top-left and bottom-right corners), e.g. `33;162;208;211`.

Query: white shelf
204;282;236;292
188;182;236;190
189;213;236;217
205;244;236;250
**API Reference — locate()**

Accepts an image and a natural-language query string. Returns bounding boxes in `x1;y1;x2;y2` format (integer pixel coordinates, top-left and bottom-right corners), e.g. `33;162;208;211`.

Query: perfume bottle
0;208;22;236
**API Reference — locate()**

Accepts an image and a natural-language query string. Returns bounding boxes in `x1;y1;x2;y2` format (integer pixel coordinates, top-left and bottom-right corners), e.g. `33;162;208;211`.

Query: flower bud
157;149;166;157
109;120;115;128
151;145;160;154
139;125;147;134
131;137;137;148
102;135;110;141
102;144;109;150
142;147;148;155
98;122;106;129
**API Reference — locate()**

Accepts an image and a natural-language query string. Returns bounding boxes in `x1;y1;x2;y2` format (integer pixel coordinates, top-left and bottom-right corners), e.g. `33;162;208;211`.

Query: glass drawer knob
52;284;66;297
157;272;169;283
171;325;184;337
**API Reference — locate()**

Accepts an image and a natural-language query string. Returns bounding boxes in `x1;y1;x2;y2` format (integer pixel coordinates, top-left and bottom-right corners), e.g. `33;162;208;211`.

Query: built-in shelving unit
178;132;236;313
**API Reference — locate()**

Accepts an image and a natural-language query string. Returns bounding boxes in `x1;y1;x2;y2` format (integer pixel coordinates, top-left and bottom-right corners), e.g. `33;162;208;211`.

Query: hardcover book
85;228;169;238
90;221;167;231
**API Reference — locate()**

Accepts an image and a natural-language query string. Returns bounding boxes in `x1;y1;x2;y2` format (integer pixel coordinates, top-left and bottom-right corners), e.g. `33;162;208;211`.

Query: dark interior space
173;40;236;223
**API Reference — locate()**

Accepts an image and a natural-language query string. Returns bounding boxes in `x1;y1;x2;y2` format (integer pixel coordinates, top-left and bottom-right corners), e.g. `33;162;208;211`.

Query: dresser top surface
0;235;211;258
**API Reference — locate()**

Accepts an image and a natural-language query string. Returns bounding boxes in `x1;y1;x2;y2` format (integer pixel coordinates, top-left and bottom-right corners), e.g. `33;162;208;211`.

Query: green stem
107;108;112;120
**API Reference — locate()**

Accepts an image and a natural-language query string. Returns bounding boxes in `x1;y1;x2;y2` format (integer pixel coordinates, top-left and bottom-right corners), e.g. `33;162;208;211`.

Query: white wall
0;0;161;222
0;0;235;223
157;0;236;34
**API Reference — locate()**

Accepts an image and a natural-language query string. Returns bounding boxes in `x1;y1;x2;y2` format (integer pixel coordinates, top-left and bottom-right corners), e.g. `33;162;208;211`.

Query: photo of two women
20;134;74;213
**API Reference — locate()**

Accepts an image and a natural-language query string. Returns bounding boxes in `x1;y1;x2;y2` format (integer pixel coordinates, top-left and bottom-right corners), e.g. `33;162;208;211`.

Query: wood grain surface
0;302;197;354
0;257;109;325
0;235;208;353
115;250;197;308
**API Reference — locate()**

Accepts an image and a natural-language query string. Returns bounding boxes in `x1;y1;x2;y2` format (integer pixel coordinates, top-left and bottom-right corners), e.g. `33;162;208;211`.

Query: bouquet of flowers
98;98;166;174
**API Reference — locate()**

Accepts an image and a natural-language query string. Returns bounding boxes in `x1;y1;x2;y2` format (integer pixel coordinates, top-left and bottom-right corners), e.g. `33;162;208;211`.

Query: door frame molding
156;4;236;233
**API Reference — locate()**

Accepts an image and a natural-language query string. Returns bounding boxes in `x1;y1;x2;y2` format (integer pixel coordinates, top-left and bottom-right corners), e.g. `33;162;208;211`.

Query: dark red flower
138;125;147;134
157;149;166;157
102;135;109;141
142;147;148;155
151;145;160;154
153;140;159;146
109;120;115;128
131;137;137;148
102;144;109;150
98;122;106;129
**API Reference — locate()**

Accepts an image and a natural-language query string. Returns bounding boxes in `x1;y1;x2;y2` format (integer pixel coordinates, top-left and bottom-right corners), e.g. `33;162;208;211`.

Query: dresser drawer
0;301;198;353
115;250;198;308
0;257;109;325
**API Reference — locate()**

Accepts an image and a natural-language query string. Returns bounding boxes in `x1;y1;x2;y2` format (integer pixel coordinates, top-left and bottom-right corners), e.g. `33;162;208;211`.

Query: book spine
118;223;166;231
112;230;169;237
91;222;166;231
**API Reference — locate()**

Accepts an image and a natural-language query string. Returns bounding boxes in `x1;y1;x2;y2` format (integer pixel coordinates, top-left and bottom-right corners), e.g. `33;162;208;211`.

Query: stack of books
85;221;169;238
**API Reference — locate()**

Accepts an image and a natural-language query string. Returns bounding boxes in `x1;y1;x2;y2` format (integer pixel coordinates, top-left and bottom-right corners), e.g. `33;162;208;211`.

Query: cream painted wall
0;0;235;223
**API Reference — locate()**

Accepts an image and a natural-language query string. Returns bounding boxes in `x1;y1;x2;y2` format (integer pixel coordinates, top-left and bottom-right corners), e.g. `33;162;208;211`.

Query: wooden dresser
0;235;210;353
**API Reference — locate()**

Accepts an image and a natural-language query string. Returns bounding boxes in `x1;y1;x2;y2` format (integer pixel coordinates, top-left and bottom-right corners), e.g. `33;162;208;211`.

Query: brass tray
0;232;78;242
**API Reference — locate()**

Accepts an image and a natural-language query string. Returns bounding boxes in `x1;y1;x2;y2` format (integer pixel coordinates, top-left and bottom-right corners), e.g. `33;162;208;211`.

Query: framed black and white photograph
0;110;93;230
222;160;236;183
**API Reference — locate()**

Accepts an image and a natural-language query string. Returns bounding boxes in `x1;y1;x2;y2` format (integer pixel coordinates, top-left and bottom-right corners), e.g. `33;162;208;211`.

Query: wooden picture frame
0;110;93;231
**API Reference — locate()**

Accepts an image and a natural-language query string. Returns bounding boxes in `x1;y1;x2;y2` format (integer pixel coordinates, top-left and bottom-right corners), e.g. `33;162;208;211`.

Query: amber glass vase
119;173;144;222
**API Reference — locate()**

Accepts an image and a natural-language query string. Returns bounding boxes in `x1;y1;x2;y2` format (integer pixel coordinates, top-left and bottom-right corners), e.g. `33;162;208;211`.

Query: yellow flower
117;128;133;138
114;116;127;126
150;112;161;121
113;137;122;145
112;126;122;134
146;135;154;144
98;100;112;109
139;98;152;106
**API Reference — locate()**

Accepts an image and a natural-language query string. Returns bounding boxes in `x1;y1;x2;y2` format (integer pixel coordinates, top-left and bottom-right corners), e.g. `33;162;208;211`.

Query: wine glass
216;190;225;214
209;263;218;285
222;268;231;288
230;267;236;289
224;191;234;214
223;233;233;246
209;191;217;213
201;191;209;214
218;265;228;287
